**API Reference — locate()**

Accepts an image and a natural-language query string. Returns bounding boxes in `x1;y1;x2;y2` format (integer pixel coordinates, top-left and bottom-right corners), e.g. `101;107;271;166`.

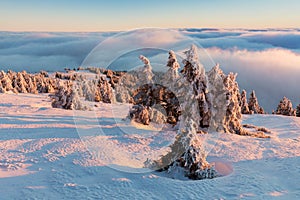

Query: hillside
0;93;299;199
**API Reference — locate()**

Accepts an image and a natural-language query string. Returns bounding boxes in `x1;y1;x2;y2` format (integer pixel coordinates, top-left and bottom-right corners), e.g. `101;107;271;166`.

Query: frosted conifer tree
139;55;154;84
180;44;210;129
165;50;180;81
240;90;250;114
275;97;296;116
15;72;28;93
150;45;217;180
161;50;181;103
0;79;4;93
206;64;227;132
96;77;114;103
114;55;154;103
51;81;84;110
296;104;300;117
248;90;264;114
222;72;245;134
70;84;88;110
83;80;96;102
23;73;38;94
0;71;13;92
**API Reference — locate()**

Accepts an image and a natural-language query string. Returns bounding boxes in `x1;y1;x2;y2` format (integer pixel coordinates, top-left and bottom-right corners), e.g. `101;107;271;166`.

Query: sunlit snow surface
0;93;299;199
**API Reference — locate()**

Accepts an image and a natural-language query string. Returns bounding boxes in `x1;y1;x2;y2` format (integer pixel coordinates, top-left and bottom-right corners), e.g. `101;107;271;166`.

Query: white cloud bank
0;32;112;72
0;29;299;111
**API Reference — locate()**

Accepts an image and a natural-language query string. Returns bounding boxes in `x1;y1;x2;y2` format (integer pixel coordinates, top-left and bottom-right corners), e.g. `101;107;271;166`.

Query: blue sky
1;0;300;31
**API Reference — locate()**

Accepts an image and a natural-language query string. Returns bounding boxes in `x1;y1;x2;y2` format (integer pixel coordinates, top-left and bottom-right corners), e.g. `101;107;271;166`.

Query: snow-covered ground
0;93;299;199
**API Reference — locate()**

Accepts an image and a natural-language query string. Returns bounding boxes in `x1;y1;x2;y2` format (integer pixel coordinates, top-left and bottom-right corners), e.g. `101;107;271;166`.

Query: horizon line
0;27;300;33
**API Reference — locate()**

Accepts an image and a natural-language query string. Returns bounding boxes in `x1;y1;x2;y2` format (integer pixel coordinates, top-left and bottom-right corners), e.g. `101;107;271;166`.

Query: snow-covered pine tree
206;64;227;132
180;44;210;130
51;81;71;109
275;97;296;116
96;76;114;103
0;76;4;93
14;72;28;93
82;80;96;102
248;90;264;114
240;90;250;114
139;55;154;84
296;104;300;117
70;84;88;110
161;50;182;123
51;80;86;110
0;71;13;92
160;50;181;96
165;50;180;80
151;45;217;180
35;75;47;93
23;72;38;94
222;72;246;134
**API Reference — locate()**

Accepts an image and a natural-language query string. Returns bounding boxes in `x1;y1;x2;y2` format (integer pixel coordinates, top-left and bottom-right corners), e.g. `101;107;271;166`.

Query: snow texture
0;93;299;199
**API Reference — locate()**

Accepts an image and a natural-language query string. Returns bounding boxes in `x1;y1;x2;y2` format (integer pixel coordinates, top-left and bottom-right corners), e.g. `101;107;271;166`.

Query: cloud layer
0;29;299;112
0;32;112;72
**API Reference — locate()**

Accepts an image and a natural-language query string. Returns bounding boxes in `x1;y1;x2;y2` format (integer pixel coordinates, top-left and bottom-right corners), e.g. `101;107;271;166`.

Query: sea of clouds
0;28;299;112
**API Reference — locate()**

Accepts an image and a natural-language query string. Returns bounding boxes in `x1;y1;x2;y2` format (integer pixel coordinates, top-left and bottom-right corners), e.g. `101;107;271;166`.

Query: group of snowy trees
0;70;57;94
273;96;300;117
138;45;272;180
51;76;114;110
239;90;264;114
239;90;300;118
0;69;115;111
124;45;272;138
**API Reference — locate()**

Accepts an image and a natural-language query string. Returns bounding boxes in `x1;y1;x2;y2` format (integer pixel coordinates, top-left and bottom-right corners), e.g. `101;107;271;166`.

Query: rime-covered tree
180;44;210;130
96;76;114;103
275;97;296;116
0;79;4;93
139;55;154;84
82;80;95;102
51;81;73;109
248;90;264;114
207;64;246;134
240;90;250;114
165;50;180;81
23;72;38;94
0;71;13;92
79;77;114;103
296;104;300;117
70;84;88;110
151;45;217;180
160;50;181;92
51;81;85;110
206;64;227;132
223;72;245;134
114;55;154;103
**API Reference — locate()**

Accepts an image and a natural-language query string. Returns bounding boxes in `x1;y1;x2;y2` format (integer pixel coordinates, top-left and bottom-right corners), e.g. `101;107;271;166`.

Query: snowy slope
0;93;299;199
